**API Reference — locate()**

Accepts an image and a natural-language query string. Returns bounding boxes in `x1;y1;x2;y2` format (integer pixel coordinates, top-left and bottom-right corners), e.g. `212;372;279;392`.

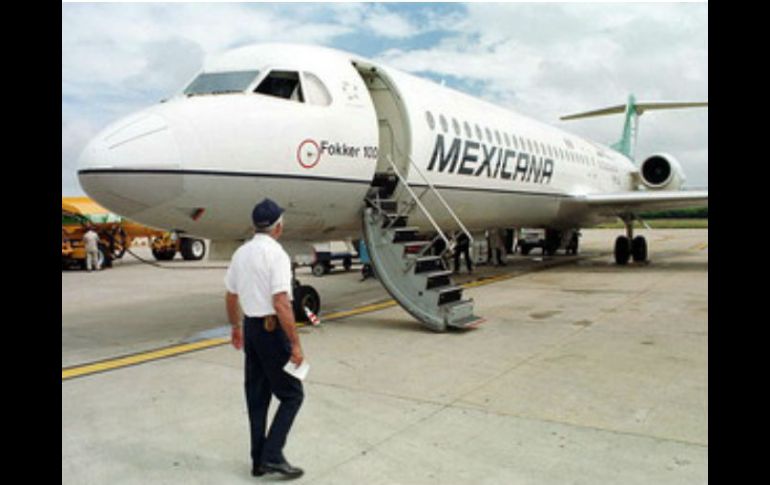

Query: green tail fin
610;94;638;158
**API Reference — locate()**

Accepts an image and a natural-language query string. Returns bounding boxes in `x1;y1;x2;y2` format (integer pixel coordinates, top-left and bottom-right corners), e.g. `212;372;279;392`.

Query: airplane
77;43;708;332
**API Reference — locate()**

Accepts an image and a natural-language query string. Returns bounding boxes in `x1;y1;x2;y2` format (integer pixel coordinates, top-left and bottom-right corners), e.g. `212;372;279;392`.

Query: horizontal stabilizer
560;95;708;159
561;101;708;121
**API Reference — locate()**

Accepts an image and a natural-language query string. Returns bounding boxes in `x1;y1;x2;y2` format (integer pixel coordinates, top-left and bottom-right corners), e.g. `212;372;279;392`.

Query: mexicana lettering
426;134;555;185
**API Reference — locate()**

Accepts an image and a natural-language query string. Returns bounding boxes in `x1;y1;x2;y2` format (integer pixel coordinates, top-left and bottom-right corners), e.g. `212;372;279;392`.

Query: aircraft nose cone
77;111;185;218
78;112;182;171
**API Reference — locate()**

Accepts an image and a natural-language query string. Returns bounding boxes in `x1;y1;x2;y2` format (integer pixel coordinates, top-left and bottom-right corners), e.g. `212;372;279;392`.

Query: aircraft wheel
293;285;320;322
180;238;206;260
152;248;176;261
632;236;648;263
311;263;325;277
614;236;631;265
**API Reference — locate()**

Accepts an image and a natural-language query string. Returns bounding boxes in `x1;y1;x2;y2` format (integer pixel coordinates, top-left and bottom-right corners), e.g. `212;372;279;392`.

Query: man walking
225;198;305;479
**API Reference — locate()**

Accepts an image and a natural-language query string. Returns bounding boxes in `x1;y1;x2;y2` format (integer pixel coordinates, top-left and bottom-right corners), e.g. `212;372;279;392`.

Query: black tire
343;257;352;271
521;245;531;256
632;236;648;263
180;238;206;261
567;233;579;255
109;227;128;260
152;247;176;261
614;236;631;265
311;263;325;277
293;285;320;323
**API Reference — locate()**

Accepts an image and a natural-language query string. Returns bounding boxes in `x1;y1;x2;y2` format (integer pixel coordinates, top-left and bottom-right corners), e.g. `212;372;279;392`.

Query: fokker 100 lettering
427;134;554;184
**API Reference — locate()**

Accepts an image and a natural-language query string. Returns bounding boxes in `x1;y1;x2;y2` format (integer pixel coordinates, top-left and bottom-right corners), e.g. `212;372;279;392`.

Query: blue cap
251;198;285;228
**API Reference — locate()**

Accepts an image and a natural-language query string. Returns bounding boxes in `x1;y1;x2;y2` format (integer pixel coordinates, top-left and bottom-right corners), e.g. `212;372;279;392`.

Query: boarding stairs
362;155;483;332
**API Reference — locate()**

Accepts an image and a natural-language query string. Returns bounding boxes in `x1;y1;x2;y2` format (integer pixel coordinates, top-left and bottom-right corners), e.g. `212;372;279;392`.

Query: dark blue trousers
243;316;304;466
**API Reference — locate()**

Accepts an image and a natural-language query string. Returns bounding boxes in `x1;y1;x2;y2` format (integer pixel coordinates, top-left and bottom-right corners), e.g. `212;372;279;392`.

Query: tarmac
62;229;708;484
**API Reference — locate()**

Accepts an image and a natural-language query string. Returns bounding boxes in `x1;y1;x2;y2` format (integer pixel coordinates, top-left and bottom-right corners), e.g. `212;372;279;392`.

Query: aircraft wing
575;190;708;216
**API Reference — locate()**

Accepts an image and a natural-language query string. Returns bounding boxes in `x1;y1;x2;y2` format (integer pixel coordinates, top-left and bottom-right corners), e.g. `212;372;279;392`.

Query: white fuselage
78;44;637;245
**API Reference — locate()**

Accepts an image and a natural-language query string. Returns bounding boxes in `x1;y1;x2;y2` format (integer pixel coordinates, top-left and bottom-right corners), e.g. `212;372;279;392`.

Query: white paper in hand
283;360;310;381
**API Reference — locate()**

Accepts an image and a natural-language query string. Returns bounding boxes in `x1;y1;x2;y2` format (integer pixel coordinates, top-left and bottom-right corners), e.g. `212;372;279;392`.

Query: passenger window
255;71;304;102
485;128;492;143
504;133;510;147
452;118;461;136
511;134;519;149
426;111;435;130
475;124;483;140
303;72;332;106
464;121;472;139
439;115;448;133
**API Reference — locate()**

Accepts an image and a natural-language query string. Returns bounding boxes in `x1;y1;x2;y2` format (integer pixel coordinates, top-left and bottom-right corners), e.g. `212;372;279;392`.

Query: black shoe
261;461;304;479
251;467;265;477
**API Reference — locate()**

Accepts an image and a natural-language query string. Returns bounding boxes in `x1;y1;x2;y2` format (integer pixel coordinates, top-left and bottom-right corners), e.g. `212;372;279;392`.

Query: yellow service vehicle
62;197;206;269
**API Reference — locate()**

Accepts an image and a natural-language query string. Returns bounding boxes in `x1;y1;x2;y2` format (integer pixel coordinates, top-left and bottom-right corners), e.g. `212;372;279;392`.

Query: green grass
596;219;708;229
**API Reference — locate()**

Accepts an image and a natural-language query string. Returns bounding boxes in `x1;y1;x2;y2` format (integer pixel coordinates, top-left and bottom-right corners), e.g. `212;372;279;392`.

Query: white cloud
363;4;417;39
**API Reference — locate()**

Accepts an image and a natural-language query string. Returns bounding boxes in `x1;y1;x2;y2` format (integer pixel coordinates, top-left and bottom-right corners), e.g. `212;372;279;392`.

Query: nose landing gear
291;264;321;323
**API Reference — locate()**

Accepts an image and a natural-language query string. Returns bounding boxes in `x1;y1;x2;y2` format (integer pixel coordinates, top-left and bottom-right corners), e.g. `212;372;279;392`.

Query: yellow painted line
62;337;230;381
63;265;556;381
689;242;708;251
322;300;399;320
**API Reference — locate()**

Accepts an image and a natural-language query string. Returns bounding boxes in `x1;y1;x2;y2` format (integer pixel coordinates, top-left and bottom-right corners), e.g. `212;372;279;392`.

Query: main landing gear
614;216;648;265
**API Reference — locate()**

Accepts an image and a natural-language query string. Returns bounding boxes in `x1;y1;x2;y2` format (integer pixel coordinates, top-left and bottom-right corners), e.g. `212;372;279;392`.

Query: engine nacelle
638;153;686;190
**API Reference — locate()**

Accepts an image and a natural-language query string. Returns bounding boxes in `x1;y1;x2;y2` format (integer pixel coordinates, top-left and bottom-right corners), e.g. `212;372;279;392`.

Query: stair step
401;240;432;256
425;270;453;289
415;256;445;274
371;172;398;187
378;199;398;213
449;314;486;329
435;286;463;306
392;227;421;243
382;214;408;228
442;299;484;329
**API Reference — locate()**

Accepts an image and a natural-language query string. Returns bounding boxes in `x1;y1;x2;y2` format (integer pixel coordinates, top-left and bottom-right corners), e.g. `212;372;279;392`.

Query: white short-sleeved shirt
83;230;99;252
224;234;293;317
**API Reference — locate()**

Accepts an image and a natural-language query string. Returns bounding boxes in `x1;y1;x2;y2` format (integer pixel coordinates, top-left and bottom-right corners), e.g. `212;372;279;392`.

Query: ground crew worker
83;226;101;271
225;198;305;480
490;227;507;266
453;232;473;274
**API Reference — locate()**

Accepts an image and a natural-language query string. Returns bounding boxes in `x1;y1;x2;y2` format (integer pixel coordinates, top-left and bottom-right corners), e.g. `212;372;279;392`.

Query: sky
62;2;708;196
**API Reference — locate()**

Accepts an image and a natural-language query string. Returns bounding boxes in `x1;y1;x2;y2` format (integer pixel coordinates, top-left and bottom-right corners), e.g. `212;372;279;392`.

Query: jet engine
638;153;685;191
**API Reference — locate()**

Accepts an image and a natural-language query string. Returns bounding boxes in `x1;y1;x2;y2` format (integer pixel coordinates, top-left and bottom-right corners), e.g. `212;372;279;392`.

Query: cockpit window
303;72;332;106
183;70;260;96
254;71;304;102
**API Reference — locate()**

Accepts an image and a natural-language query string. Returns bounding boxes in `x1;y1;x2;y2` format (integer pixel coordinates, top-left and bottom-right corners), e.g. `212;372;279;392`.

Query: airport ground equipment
517;229;580;256
62;197;206;269
362;156;482;332
310;240;356;277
